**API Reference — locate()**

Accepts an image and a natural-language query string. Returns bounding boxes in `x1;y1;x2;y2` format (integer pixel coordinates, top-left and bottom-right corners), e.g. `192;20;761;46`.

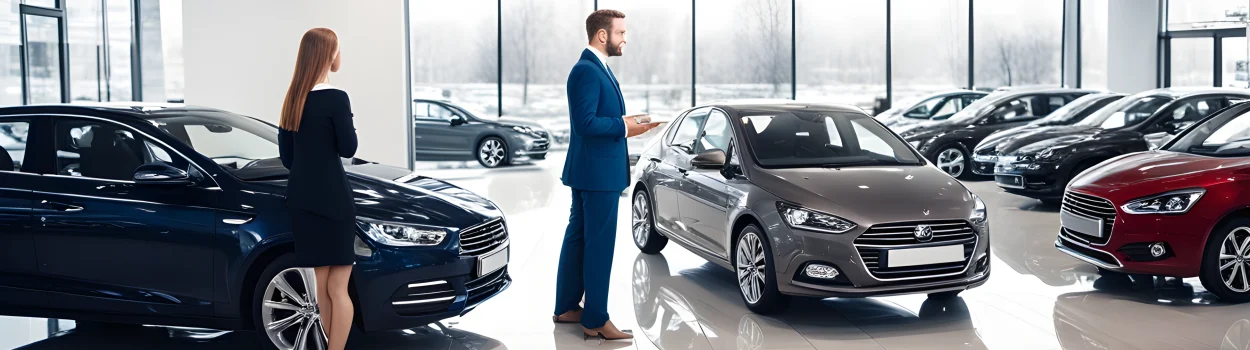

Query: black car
877;90;988;128
412;98;550;168
899;87;1097;178
0;103;510;348
991;87;1250;201
970;92;1125;175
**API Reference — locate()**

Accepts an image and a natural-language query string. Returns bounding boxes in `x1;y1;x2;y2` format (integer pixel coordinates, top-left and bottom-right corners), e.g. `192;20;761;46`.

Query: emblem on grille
914;225;933;242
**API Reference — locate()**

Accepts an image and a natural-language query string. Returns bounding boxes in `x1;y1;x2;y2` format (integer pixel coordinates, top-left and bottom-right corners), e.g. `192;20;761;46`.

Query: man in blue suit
552;9;660;341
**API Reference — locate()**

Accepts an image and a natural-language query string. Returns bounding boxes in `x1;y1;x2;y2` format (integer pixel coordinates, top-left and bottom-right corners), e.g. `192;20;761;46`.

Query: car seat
78;127;143;180
0;145;13;172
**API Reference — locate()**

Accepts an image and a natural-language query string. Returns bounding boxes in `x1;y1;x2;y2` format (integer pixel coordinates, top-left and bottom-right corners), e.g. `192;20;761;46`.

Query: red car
1056;102;1250;302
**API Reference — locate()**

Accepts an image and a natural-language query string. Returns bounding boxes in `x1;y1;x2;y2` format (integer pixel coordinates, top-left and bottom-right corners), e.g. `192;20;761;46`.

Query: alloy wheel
937;148;966;177
261;268;327;350
479;139;505;168
1220;227;1250;293
631;257;650;307
632;192;651;247
736;232;766;304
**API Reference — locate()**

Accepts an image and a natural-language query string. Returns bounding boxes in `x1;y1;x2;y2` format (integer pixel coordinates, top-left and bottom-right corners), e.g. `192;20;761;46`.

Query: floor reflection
15;322;505;350
1053;287;1250;349
630;253;988;350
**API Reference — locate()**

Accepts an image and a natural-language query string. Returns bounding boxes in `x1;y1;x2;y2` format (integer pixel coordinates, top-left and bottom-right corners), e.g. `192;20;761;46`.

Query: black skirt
291;208;356;267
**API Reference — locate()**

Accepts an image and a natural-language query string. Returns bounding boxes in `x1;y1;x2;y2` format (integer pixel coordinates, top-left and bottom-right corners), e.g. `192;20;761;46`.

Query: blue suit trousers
553;189;619;329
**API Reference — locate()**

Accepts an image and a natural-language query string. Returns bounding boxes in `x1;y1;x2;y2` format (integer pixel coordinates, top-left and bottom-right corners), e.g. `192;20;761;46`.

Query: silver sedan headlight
356;218;451;246
1121;189;1205;215
776;202;857;234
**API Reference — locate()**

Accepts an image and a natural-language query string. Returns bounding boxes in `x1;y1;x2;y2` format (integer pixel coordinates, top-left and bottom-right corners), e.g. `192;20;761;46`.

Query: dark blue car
0;104;510;349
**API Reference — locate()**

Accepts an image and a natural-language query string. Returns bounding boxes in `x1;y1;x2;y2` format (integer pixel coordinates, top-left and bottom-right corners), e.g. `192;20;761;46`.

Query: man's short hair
586;9;625;41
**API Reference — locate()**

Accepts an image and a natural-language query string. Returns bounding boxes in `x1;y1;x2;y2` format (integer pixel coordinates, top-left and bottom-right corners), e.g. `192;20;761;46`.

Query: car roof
703;100;869;115
990;87;1101;98
0;103;227;120
1142;87;1250;98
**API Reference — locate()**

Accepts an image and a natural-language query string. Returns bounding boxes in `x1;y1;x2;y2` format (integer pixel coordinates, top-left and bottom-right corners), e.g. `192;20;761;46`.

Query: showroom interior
6;0;1250;349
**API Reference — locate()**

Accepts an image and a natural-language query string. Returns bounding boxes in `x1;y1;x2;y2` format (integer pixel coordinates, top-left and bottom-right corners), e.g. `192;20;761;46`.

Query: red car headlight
1120;188;1206;215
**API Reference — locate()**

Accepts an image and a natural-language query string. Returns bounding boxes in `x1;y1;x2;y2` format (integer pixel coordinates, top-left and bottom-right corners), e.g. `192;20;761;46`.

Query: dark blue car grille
460;219;508;256
465;267;509;310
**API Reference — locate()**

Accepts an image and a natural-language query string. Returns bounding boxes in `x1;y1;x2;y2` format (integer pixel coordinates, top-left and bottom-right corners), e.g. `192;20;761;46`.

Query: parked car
0;104;511;348
992;88;1250;202
877;90;988;128
412;98;550;168
970;93;1126;175
1055;100;1250;302
630;102;990;314
900;87;1096;178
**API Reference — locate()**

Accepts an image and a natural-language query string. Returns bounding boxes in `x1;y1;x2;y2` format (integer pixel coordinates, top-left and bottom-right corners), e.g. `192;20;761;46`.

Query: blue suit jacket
561;49;629;193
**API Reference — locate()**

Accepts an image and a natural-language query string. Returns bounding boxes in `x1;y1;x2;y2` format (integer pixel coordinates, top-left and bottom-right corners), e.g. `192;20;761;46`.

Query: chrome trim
0;171;39;177
222;218;252;225
45;174;134;184
852;221;980;282
1061;190;1116;247
390;296;455;306
1055;236;1123;269
657;225;724;260
406;280;448;289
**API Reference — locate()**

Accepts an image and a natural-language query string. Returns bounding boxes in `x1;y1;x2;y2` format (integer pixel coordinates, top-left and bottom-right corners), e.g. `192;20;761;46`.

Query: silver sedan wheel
736;232;766;304
261;268;327;350
1220;227;1250;293
937;148;966;177
633;192;651;247
478;139;506;168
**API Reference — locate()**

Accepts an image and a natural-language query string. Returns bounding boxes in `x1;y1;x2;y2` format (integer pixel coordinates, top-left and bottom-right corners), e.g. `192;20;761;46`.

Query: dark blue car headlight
356;218;451;246
776;202;856;234
1121;189;1205;215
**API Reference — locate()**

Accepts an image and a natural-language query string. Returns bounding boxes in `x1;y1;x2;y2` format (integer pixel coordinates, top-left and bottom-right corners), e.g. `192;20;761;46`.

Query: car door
654;109;707;237
679;109;735;255
31;116;218;317
0;116;46;308
413;101;479;159
1143;96;1231;149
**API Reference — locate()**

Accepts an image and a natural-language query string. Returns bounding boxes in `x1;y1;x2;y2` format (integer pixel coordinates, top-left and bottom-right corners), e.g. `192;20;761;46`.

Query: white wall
182;0;409;167
1106;0;1160;93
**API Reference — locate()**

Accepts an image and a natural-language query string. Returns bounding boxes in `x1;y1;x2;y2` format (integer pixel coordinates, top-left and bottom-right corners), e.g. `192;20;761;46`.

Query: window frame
694;108;732;154
667;107;710;154
45;114;215;187
0;116;34;174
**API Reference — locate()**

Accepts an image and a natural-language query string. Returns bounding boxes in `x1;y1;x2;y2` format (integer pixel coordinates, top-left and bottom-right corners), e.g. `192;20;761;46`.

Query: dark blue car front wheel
251;254;329;350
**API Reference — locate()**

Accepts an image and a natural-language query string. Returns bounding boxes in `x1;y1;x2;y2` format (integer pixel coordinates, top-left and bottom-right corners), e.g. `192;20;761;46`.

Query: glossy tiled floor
7;151;1250;349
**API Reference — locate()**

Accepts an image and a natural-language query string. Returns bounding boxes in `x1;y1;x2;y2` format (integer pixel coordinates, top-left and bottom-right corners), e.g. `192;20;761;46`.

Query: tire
632;189;668;254
1201;217;1250;303
251;254;328;350
933;144;972;179
927;290;962;300
734;224;789;314
476;137;509;168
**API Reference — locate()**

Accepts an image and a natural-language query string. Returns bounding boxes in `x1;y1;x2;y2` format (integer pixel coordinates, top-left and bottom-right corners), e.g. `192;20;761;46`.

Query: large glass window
795;0;885;110
501;0;593;124
139;0;184;102
1080;0;1108;90
25;14;63;104
599;0;693;118
410;0;498;119
0;1;18;106
67;0;103;102
1171;38;1215;87
973;0;1062;88
1168;0;1247;31
695;0;792;102
891;0;969;103
1223;37;1246;88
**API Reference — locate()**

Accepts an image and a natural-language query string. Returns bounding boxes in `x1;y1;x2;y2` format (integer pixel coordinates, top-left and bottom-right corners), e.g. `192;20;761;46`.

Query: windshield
1031;95;1121;126
1167;108;1250;157
1076;94;1173;129
742;110;923;168
945;90;1012;124
148;111;281;172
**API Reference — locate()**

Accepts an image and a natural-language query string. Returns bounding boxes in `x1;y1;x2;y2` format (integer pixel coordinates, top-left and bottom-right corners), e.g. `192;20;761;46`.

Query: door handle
41;200;83;212
677;168;689;176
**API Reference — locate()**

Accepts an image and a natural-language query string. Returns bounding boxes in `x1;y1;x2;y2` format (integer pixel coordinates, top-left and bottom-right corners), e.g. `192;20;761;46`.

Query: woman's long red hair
280;28;339;131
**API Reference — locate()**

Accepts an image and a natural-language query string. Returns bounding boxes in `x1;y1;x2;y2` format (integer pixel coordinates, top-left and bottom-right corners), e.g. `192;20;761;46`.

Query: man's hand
625;116;662;138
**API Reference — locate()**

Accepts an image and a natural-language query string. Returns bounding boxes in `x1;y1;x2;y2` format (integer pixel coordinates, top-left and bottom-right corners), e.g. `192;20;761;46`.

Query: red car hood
1070;151;1250;198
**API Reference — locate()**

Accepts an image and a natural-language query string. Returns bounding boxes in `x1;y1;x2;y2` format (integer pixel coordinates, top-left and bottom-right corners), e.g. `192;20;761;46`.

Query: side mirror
450;116;467;126
133;162;192;186
691;149;727;169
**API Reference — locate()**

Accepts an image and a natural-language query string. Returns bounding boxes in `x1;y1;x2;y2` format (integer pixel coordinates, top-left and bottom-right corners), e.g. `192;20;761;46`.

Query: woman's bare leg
326;264;354;350
313;266;332;342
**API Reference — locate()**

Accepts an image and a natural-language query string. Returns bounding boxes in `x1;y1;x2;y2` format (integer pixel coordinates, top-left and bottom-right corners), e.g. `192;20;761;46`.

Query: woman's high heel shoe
582;320;633;341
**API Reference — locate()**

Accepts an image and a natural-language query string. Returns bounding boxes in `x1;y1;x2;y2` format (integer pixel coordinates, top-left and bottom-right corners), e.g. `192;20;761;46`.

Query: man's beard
606;38;624;56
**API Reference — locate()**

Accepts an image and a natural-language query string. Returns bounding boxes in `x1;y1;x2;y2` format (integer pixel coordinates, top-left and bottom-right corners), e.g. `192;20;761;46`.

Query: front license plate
887;245;964;268
477;246;509;277
973;154;997;163
1060;210;1103;238
995;175;1024;189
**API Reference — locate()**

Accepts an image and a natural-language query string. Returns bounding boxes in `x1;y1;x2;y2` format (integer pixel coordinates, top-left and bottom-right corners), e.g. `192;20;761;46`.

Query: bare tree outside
742;0;789;94
973;0;1062;89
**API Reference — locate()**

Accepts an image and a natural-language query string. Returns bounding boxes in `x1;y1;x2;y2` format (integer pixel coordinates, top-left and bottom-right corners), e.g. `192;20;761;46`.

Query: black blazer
279;86;358;220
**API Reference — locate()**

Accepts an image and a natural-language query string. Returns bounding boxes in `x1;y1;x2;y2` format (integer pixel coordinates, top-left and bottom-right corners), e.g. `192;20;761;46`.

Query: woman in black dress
278;27;356;350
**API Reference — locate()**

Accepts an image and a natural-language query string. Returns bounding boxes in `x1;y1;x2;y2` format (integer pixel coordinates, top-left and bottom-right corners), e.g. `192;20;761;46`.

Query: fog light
804;264;839;279
1150;242;1167;258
